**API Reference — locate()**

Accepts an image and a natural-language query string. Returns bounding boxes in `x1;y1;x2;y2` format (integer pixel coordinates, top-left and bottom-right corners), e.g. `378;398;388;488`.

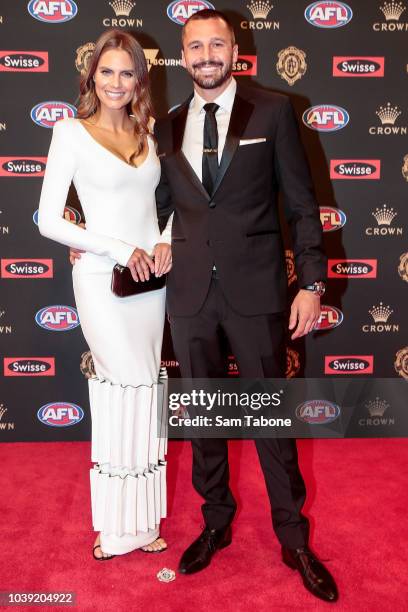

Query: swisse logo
305;1;353;28
4;357;55;377
330;160;381;179
33;205;81;226
320;206;347;232
28;0;78;23
167;1;215;25
333;56;385;77
37;402;84;427
314;305;343;330
328;259;377;278
0;157;46;177
233;55;257;76
31;101;76;128
325;356;374;375
296;400;341;424
35;305;79;331
0;51;49;72
302;105;349;132
1;259;53;278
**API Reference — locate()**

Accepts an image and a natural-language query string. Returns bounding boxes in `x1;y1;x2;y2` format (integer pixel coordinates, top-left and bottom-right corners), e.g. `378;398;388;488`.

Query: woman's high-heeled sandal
93;544;116;561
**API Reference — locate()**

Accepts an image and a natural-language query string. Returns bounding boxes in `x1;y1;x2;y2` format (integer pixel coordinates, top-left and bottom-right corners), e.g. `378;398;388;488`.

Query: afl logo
35;305;79;331
37;402;84;427
28;0;78;23
167;1;215;25
33;206;81;226
302;105;349;132
296;400;341;424
320;206;347;232
314;305;343;330
305;2;352;28
31;101;76;128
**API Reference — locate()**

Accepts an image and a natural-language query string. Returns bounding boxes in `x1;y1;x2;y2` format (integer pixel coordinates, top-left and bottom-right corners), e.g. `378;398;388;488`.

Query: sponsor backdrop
0;0;407;441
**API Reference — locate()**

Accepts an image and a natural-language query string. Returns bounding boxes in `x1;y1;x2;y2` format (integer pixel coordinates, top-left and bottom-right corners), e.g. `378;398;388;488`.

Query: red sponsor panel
0;51;49;72
325;355;374;375
0;157;47;177
330;159;381;179
332;56;384;77
0;259;53;278
233;55;257;76
4;357;56;377
328;259;377;278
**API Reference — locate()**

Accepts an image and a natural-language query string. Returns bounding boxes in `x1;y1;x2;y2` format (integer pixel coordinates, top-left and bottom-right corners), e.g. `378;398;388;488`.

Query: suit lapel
172;95;210;201
211;92;255;198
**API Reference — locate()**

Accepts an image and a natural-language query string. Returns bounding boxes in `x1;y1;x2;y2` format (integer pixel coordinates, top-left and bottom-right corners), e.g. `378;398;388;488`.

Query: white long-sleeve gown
38;118;171;555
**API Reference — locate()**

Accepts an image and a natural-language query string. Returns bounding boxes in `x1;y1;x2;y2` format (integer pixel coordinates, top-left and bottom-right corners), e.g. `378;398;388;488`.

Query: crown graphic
0;405;7;420
376;102;401;125
376;102;402;124
365;397;390;417
109;0;136;17
247;1;273;19
379;1;406;20
372;204;397;225
0;310;5;319
369;302;393;322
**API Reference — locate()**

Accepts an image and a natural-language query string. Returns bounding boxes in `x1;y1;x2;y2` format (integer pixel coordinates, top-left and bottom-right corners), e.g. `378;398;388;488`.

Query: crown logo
369;302;393;322
376;102;401;125
247;1;273;19
109;0;136;17
0;309;5;319
365;397;390;417
0;405;7;420
372;204;397;225
379;1;406;20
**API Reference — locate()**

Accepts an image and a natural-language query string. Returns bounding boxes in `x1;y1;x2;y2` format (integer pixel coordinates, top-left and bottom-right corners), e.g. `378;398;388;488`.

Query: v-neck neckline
77;119;151;169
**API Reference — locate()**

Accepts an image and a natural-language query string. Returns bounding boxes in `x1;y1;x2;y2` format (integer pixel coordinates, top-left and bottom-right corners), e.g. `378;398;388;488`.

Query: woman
38;29;172;559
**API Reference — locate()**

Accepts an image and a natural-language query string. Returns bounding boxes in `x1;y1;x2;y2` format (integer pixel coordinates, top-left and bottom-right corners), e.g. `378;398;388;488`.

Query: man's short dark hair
182;9;236;46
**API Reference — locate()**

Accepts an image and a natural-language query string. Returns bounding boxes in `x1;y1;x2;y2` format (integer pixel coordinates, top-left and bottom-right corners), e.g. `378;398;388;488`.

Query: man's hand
289;289;321;340
69;248;84;265
126;248;155;282
69;221;85;265
152;243;172;277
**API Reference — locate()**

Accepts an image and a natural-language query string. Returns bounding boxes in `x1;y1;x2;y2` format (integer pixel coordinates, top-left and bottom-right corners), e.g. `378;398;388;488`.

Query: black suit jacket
154;84;327;317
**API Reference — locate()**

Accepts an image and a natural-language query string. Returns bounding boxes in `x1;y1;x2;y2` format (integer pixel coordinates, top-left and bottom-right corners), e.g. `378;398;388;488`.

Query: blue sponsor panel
167;1;215;25
296;400;341;424
30;101;76;128
302;105;349;132
37;402;84;427
28;0;78;23
35;305;80;331
305;1;353;28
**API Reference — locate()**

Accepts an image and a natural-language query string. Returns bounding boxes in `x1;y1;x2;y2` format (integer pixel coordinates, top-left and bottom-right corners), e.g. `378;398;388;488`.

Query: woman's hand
152;243;172;276
126;248;155;282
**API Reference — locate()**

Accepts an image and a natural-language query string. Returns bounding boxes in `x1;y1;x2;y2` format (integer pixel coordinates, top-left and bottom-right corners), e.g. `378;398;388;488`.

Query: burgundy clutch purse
111;264;166;297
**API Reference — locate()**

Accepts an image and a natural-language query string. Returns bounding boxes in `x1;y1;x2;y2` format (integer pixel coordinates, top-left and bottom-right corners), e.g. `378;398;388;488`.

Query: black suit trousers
169;276;310;549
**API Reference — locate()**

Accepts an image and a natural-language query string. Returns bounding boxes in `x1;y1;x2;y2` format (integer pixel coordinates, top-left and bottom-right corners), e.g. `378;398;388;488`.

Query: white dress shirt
182;77;237;182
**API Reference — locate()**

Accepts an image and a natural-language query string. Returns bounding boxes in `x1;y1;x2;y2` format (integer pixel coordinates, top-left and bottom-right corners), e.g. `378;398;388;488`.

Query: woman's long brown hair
76;29;153;157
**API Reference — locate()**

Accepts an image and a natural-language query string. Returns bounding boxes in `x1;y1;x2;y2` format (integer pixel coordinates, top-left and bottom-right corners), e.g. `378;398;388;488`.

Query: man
153;9;337;603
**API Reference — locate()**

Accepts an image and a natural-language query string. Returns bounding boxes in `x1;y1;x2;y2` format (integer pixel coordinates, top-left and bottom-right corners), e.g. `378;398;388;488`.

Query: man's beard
188;60;233;89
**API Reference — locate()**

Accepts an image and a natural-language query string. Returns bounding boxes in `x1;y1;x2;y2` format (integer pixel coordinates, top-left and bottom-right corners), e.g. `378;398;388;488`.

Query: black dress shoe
282;546;338;603
178;526;232;574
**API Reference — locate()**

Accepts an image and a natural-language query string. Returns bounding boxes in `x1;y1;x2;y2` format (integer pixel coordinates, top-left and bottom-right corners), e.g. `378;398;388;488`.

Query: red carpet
1;439;407;611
